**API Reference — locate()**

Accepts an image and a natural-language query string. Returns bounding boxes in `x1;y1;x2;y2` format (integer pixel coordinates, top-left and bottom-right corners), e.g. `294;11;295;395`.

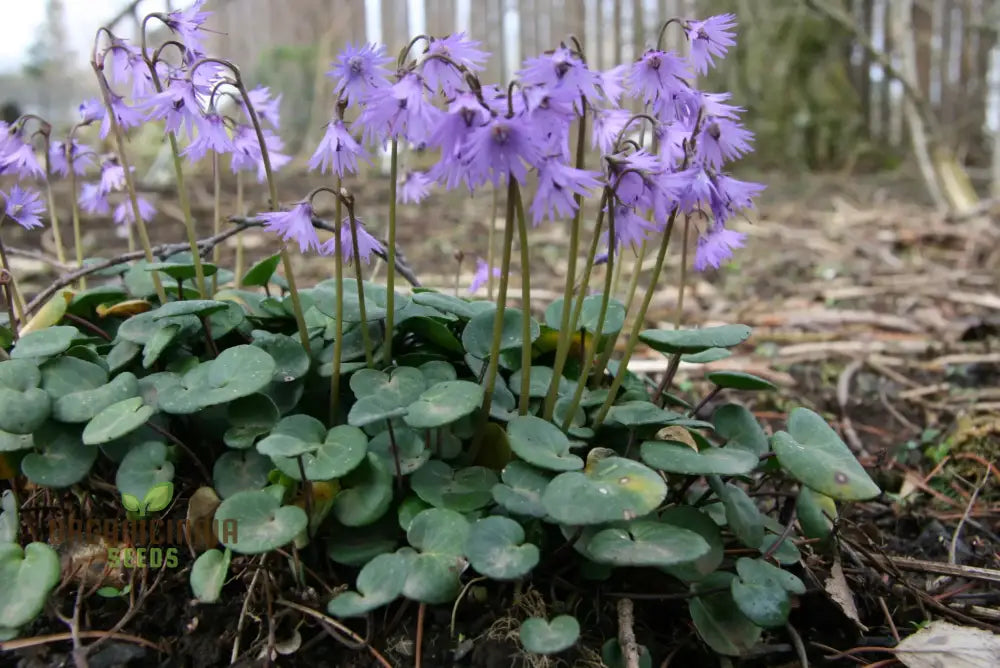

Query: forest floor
4;167;999;667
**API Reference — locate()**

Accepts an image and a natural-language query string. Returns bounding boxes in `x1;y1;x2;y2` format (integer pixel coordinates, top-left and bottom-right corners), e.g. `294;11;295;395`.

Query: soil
2;166;999;667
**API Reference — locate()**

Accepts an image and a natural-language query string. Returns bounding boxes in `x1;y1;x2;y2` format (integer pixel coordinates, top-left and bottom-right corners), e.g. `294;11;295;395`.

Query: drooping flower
246;85;282;129
519;46;600;106
469;258;501;294
398;171;432;204
421;33;488;96
357;72;441;145
598;64;629;104
685;14;737;75
309;119;366;177
629;49;689;105
693;223;745;270
2;185;45;229
162;0;212;52
50;140;95;177
99;161;126;194
0;133;43;179
113;197;156;226
530;159;601;225
183;112;233;162
591;107;631;155
463;115;543;187
607;203;659;250
328;42;392;107
320;217;385;264
102;39;144;90
428;92;489;157
697;117;753;169
79;183;111;215
78;98;106;125
143;77;201;138
258;202;320;253
100;92;146;139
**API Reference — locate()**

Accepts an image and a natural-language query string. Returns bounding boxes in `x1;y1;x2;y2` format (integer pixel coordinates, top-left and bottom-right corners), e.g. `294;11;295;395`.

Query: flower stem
675;215;690;329
384;139;398;366
41;137;67;268
568;190;609;337
0;226;25;334
542;104;588;421
478;176;517;424
592;240;648;389
329;197;344;426
211;152;221;294
487;185;498;300
562;192;615;429
234;172;245;288
67;161;86;290
342;188;375;368
593;210;678;428
92;69;167;304
513;181;531;415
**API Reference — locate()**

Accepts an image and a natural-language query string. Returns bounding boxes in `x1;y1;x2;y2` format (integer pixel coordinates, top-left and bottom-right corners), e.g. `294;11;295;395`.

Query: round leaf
252;331;310;383
795;486;837;542
689;572;763;657
542;457;666;525
241;253;281;287
214;489;308;554
491;461;551;518
40;356;107;399
326;516;399;566
586;519;710;567
10;326;80;359
328;552;410;617
0;542;61;631
731;557;803;628
640;441;759;475
116;441;175;504
190;548;231;603
214;450;273;499
404;380;483;429
773;408;880;501
22;423;97;487
465;516;539;579
332;454;394;526
83;397;154;445
411;461;497;512
369;427;429;475
712;404;769;456
506;415;583;472
605;401;683;428
53;372;140;424
519;615;580;655
639;325;751;355
224;394;280;449
403;508;471;603
706;371;777;392
659;506;725;582
462;308;540;358
271;425;368;481
711;478;765;549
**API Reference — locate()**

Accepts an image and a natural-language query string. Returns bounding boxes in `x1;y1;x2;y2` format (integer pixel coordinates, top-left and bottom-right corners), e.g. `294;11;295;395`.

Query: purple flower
113;197;156;226
79;183;111;215
530;159;601;225
591;107;631;155
469;258;501;294
519;46;599;105
163;0;212;51
693;224;745;270
320;217;384;264
428;92;489;157
629;50;689;105
697;118;753;169
144;78;201;138
258;202;320;254
329;43;392;107
709;173;764;223
398;171;432;204
598;65;629;104
0;134;43;179
608;203;658;250
422;33;488;95
464;115;543;187
2;186;45;230
246;85;282;129
685;14;737;75
184;112;232;162
100;161;126;194
357;72;441;145
79;98;106;125
309;119;366;177
523;89;575;158
100;93;146;139
50;140;94;177
103;39;143;90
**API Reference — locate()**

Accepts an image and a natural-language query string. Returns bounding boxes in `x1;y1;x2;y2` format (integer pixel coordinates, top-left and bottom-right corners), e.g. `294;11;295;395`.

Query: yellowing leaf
97;300;152;318
656;425;698;450
19;291;73;334
895;621;1000;668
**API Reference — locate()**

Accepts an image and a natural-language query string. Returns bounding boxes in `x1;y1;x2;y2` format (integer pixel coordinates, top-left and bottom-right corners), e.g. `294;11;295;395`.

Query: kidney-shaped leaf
586;519;710;567
731;557;804;628
190;547;231;603
639;325;751;355
213;450;273;499
402;508;471;604
712;404;769;456
519;615;580;655
327;552;410;617
404;381;483;429
605;401;683;429
22;422;97;488
706;371;776;392
10;326;80;359
772;407;880;501
659;506;725;582
491;461;551;518
506;415;583;472
462;308;540;358
640;441;758;476
411;461;497;512
332;454;394;526
689;572;763;657
0;360;50;434
82;397;154;445
0;542;61;631
116;440;174;504
466;516;539;580
214;489;308;554
270;424;368;482
542;457;666;525
53;372;139;424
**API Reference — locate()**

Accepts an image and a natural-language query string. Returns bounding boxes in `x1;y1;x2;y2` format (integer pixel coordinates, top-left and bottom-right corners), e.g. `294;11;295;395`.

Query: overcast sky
0;0;170;73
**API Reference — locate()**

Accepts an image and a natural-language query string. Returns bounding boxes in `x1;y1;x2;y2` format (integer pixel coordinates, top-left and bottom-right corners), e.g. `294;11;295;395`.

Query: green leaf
795;486;837;542
22;423;97;487
706;371;777;392
689;572;763;656
586;519;710;567
465;516;539;580
190;548;231;603
106;340;141;373
659;506;725;582
508;366;571;398
347;367;425;427
402;508;471;604
461;308;540;358
579;295;626;335
731;557;804;628
0;429;32;452
83;397;154;445
241;253;282;287
505;415;583;472
326;516;399;566
213;450;273;499
709;477;764;549
158;345;276;414
121;493;142;513
52;372;140;424
0;491;18;543
332;454;394;526
639;324;751;355
519;615;580;655
683;348;732;364
411;461;497;512
397;317;464;354
116;310;200;346
251;331;310;383
542;457;666;525
10;326;80;359
411;291;481;319
69;286;128;315
116;441;174;511
772;407;880;501
40;356;107;399
142;324;181;368
640;441;759;475
368;427;429;475
270;424;368;482
327;552;410;617
604;401;683;428
404;380;483;429
223;394;280;449
145;261;218;282
712;404;769;456
214;489;308;555
0;542;61;632
491;461;551;518
0;360;50;434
